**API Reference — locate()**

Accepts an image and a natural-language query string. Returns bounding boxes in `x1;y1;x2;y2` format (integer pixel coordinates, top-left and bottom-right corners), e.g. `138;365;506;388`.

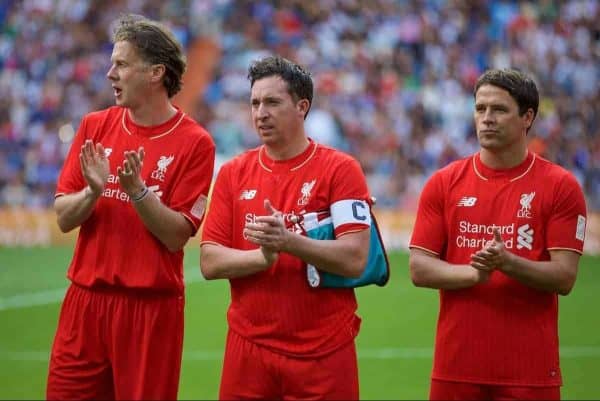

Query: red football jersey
56;106;215;294
201;140;370;357
410;151;587;386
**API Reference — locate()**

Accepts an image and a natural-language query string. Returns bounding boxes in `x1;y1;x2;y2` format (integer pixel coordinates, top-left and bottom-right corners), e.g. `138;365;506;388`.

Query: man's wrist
260;246;279;266
84;186;102;200
130;185;149;203
499;252;515;274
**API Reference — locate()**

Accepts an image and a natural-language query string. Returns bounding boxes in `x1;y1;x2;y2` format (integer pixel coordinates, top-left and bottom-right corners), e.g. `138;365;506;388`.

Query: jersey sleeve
409;171;447;255
546;172;587;253
329;157;371;237
55;116;89;196
200;162;234;247
169;133;216;235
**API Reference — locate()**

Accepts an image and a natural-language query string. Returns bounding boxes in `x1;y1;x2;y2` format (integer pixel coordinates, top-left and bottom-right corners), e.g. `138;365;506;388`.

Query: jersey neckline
472;151;536;182
121;107;185;140
258;139;318;173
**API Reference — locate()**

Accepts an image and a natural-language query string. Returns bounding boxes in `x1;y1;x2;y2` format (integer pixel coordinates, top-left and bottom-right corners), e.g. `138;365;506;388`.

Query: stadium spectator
1;0;599;211
200;55;371;400
46;14;215;400
409;68;586;400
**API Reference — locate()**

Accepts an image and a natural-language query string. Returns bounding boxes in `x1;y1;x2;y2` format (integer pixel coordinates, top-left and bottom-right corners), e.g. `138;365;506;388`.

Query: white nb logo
517;224;534;250
240;189;257;200
457;197;477;207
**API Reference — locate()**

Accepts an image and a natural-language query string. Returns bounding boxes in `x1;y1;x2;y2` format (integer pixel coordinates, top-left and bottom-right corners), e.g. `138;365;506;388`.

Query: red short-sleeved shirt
410;151;587;386
201;140;370;357
56;106;215;294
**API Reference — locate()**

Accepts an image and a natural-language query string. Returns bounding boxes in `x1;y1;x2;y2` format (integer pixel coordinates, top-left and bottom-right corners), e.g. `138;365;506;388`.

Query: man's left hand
244;199;289;255
470;228;513;272
117;147;145;196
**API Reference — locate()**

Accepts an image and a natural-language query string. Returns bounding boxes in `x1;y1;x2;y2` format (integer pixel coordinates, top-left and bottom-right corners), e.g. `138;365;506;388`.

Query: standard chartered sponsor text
456;220;515;249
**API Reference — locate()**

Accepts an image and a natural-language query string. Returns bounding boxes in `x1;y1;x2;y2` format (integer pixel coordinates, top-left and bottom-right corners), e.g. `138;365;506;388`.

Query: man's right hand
79;139;109;197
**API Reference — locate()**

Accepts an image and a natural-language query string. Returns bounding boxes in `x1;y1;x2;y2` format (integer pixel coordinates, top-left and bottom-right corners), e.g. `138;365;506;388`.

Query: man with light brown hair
46;14;215;400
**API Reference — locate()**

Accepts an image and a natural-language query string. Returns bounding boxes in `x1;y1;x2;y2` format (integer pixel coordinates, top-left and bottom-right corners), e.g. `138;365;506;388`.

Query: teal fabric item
304;213;390;288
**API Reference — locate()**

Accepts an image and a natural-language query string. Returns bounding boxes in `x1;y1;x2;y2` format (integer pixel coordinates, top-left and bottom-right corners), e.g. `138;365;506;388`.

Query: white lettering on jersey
107;174;119;184
458;221;514;235
104;148;113;158
455;221;515;249
457;197;477;207
517;192;535;218
516;224;534;250
243;210;304;240
576;215;586;241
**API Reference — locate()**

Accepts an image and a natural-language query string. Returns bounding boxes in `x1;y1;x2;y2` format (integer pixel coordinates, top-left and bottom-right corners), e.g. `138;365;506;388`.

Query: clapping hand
244;199;286;265
80;140;109;198
117;147;145;196
470;228;509;272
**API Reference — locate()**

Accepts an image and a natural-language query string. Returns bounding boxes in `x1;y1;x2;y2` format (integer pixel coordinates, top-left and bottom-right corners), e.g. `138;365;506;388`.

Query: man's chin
259;133;276;144
479;140;500;150
114;96;126;107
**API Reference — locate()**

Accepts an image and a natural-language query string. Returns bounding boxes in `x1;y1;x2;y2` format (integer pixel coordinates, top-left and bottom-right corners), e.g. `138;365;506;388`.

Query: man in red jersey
200;55;372;400
47;14;215;400
410;68;587;401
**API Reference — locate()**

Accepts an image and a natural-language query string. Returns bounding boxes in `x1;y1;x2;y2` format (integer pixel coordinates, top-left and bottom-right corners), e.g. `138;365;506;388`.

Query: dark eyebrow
251;95;281;103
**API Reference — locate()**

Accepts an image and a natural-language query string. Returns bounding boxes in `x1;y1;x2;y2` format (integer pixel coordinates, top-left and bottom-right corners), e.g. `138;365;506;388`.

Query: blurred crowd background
1;0;599;211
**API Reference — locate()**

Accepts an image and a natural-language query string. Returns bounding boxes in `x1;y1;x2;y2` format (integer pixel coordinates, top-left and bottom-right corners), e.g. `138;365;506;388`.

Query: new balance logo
517;224;534;250
240;189;257;200
457;197;477;207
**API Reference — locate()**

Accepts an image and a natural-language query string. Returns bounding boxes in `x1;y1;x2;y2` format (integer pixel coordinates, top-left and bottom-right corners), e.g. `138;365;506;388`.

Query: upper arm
548;249;581;295
410;172;447;253
329;157;370;236
168;135;216;235
548;249;580;277
200;163;234;247
337;227;370;251
546;172;587;253
409;247;439;271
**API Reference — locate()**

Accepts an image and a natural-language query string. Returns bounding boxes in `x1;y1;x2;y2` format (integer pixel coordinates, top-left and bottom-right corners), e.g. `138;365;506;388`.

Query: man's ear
524;108;535;130
297;98;310;118
150;64;166;83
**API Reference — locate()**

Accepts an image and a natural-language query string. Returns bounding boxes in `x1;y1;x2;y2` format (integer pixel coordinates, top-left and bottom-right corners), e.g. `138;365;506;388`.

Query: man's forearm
54;187;100;232
200;244;272;280
409;251;483;290
130;189;192;252
282;230;369;278
500;252;577;295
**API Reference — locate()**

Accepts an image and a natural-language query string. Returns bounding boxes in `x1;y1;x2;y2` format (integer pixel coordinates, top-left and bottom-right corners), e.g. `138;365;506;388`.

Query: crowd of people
1;0;599;209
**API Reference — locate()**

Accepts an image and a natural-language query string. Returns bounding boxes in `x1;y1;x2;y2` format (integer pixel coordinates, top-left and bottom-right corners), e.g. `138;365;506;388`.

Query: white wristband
131;186;149;203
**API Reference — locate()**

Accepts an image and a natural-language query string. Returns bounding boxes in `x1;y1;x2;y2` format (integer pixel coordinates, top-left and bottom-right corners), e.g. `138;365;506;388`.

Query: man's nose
256;104;268;118
106;65;116;80
482;109;494;124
